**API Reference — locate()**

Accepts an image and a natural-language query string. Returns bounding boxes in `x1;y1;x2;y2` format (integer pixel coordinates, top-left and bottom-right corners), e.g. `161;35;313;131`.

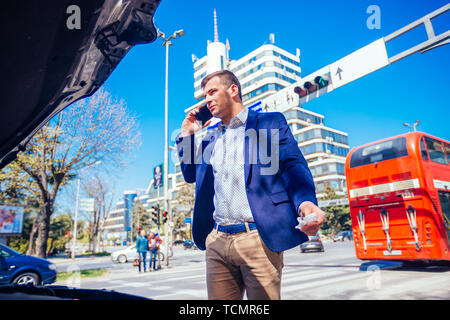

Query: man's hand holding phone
180;104;213;137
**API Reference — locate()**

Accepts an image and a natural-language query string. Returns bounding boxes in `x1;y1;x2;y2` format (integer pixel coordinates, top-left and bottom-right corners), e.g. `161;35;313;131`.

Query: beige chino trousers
205;223;284;300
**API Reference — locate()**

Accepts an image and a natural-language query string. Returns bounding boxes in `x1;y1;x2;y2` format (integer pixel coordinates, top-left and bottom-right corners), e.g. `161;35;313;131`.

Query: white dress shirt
209;107;254;225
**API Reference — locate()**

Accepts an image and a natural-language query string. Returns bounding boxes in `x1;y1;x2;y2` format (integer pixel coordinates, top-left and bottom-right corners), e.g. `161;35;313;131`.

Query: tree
0;88;141;258
0;150;42;254
47;213;73;256
320;184;351;236
81;173;115;253
131;198;151;241
172;184;195;240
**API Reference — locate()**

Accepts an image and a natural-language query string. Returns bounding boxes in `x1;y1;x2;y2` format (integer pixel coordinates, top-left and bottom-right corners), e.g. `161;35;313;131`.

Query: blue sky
100;0;449;204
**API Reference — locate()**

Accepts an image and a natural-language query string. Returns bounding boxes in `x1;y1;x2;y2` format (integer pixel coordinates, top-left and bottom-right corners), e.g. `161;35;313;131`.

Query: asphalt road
51;241;450;300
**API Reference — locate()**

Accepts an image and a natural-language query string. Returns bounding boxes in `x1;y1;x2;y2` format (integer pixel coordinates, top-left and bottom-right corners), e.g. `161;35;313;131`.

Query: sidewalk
48;254;109;264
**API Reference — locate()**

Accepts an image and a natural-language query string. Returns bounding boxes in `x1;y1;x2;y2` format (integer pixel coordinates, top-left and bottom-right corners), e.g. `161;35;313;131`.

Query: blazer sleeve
275;113;318;211
176;133;197;183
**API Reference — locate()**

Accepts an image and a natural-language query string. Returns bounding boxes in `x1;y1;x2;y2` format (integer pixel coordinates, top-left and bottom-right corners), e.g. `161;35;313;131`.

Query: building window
241;83;284;102
284;110;323;125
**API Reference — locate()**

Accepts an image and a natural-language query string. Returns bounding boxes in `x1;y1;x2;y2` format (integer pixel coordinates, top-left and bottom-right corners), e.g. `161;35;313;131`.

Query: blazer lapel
245;110;258;186
196;128;220;189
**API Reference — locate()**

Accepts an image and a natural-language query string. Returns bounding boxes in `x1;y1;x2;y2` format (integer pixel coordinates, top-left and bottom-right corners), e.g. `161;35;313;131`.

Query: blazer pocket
270;190;290;205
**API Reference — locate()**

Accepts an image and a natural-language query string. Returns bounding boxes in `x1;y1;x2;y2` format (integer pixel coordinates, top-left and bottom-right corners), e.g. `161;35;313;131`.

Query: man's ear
228;84;239;100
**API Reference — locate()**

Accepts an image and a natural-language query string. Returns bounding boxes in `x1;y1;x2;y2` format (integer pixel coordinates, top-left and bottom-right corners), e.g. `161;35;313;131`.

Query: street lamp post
403;120;420;132
158;29;185;267
71;177;81;260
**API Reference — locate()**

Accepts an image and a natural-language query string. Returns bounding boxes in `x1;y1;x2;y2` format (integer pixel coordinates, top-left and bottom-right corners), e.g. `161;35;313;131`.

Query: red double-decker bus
345;132;450;262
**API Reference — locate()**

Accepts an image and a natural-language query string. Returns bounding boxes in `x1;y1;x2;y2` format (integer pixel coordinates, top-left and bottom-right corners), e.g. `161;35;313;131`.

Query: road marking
150;289;207;300
282;272;368;296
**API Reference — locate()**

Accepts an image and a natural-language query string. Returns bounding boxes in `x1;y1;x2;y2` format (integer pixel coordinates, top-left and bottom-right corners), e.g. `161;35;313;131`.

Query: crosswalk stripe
282;272;368;296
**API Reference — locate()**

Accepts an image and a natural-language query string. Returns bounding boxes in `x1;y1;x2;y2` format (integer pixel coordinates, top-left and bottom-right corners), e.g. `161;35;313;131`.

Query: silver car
111;245;171;263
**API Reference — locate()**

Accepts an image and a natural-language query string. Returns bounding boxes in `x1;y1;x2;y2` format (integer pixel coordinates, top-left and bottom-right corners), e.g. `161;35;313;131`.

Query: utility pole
158;28;185;267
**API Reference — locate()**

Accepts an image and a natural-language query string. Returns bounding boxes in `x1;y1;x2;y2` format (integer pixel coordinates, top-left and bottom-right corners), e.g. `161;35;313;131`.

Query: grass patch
57;268;109;281
79;251;111;257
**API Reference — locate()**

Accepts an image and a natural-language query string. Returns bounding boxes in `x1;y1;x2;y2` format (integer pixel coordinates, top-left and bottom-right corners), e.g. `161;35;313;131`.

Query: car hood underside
0;0;161;169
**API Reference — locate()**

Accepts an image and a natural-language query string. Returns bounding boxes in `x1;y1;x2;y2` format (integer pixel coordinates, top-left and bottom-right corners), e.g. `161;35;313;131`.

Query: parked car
300;234;325;253
183;240;197;249
173;240;184;246
111;244;172;263
0;244;57;286
333;231;353;242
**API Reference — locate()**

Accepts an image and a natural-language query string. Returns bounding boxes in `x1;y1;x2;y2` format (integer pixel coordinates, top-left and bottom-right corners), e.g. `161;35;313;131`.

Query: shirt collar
218;107;248;131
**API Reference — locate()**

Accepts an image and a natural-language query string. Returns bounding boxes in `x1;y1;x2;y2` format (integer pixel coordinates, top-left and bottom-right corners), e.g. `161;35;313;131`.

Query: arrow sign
335;67;343;80
330;38;389;89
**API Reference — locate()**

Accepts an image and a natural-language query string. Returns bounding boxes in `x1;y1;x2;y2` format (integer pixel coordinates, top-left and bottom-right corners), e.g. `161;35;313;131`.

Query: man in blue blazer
176;70;325;300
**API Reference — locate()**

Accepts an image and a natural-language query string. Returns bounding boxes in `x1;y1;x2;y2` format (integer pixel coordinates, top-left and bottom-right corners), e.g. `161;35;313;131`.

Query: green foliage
320;184;351;236
56;268;108;281
47;213;73;254
6;211;35;253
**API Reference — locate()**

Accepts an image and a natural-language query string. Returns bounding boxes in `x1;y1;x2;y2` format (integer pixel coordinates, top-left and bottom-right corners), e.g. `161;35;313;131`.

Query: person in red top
148;232;162;271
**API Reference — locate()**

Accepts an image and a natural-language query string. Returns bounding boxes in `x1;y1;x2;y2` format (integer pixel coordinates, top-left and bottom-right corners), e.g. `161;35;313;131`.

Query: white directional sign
176;205;192;212
330;38;389;89
318;198;349;208
79;198;94;212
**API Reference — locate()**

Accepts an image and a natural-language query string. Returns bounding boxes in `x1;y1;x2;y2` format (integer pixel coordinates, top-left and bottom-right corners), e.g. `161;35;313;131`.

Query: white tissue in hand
296;212;318;229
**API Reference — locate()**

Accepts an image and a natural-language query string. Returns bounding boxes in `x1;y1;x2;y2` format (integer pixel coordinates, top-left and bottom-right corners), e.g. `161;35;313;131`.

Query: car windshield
0;244;20;256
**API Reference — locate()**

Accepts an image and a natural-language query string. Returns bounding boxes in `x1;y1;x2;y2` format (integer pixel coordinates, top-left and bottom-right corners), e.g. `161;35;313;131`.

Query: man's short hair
201;70;242;101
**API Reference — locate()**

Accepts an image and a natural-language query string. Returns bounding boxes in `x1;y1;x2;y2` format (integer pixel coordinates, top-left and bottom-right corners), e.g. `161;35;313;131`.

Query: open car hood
0;0;161;169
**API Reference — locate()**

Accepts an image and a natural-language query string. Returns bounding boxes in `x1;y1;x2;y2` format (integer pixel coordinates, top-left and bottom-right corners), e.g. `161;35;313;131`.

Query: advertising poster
0;206;24;235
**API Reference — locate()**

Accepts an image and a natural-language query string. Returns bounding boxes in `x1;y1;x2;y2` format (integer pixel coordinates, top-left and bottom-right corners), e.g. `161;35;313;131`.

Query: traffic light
162;211;168;224
294;86;308;97
151;204;160;226
314;75;329;88
293;74;330;99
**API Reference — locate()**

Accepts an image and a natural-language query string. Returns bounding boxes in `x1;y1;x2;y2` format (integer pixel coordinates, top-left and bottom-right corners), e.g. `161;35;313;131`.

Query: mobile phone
194;104;213;123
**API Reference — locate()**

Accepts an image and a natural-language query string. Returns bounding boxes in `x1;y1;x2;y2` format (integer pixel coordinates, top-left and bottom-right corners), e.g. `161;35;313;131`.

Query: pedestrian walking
148;232;162;271
176;70;325;300
136;230;148;273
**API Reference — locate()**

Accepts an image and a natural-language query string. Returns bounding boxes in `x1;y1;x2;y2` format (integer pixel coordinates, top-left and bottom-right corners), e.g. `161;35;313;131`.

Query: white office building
178;10;349;198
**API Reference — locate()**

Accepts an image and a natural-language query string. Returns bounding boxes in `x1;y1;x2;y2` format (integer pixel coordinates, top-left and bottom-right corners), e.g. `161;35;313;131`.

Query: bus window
350;137;408;168
420;137;429;161
438;191;450;244
424;137;448;165
445;143;450;164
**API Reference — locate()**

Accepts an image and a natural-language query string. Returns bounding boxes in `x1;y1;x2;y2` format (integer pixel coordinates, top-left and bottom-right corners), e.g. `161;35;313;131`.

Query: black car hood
0;0;161;169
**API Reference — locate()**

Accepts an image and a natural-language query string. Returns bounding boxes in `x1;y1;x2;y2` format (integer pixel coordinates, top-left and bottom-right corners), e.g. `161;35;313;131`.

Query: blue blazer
176;110;317;252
